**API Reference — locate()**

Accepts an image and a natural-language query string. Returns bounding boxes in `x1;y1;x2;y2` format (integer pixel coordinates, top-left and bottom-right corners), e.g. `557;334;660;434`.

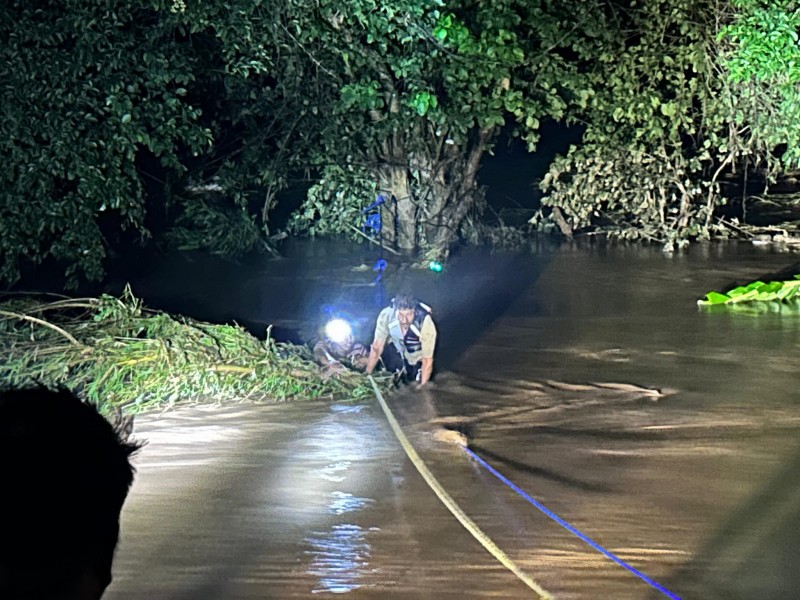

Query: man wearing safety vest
365;293;437;387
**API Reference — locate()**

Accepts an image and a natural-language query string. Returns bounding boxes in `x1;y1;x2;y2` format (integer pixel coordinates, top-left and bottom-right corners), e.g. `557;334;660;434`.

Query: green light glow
428;261;443;272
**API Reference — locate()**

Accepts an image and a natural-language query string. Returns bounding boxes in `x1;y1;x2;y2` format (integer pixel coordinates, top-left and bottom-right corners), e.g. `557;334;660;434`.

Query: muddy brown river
103;240;800;599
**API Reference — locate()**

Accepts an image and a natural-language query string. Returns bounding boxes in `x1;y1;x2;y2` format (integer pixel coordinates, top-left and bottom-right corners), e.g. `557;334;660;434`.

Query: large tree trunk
376;166;414;251
426;128;493;257
373;104;493;257
369;72;494;257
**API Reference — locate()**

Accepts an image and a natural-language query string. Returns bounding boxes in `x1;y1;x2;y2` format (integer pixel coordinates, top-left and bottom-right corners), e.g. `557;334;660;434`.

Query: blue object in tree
363;194;387;213
364;212;382;235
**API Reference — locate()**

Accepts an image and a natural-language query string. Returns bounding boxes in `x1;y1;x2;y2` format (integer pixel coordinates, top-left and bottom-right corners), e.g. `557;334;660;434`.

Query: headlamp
325;318;352;345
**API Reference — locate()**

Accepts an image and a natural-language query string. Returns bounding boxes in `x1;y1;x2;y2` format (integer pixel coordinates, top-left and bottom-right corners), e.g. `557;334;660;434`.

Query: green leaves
288;165;378;239
718;0;800;168
11;0;800;282
697;275;800;314
0;2;213;285
698;276;800;306
411;91;437;116
0;290;377;412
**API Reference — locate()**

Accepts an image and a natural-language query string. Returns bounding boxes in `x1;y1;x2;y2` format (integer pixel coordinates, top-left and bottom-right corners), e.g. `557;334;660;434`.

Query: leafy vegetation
4;0;800;287
718;0;800;171
698;275;800;310
0;1;212;284
0;287;383;415
165;194;276;257
538;1;726;248
280;0;583;258
539;0;800;249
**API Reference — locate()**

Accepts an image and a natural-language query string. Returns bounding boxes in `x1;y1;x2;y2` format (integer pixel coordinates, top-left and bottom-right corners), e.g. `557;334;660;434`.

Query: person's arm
417;315;437;386
365;309;390;375
365;338;385;374
419;356;433;386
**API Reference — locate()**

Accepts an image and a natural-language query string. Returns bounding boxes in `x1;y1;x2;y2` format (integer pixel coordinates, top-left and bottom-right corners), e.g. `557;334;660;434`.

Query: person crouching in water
365;293;437;387
312;318;369;378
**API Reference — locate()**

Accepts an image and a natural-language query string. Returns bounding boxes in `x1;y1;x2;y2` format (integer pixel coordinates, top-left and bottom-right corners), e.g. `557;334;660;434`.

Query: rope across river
368;376;553;598
368;376;683;599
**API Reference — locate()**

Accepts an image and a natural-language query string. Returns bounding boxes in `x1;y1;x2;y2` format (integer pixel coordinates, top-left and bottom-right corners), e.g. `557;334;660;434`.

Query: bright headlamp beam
325;319;352;344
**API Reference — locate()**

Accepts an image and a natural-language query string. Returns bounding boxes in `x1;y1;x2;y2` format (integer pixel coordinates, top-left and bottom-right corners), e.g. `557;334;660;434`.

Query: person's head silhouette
0;388;140;600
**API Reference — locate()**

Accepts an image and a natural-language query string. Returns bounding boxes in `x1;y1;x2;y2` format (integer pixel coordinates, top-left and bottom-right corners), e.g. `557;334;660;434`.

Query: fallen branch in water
0;285;388;415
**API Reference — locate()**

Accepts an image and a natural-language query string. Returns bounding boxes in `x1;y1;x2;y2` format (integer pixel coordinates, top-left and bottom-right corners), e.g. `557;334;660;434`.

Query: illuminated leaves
718;0;800;167
699;276;800;308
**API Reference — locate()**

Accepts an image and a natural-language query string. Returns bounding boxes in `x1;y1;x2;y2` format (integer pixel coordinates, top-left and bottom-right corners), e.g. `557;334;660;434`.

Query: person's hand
414;379;435;391
322;361;346;380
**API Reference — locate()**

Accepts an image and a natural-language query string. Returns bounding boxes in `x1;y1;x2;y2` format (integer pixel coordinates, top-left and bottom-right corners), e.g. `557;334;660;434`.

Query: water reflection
319;461;351;483
328;491;374;515
305;524;373;594
291;403;384;594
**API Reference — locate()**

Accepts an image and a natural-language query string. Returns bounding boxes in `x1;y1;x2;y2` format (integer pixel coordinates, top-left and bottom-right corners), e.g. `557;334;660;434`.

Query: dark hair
0;388;141;598
392;293;417;310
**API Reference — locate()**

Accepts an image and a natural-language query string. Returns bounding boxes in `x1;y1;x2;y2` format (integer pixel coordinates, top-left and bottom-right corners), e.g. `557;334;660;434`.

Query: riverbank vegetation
0;287;379;415
3;0;800;287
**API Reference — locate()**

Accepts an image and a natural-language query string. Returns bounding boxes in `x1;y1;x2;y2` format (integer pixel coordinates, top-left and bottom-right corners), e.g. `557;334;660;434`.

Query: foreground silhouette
0;389;140;600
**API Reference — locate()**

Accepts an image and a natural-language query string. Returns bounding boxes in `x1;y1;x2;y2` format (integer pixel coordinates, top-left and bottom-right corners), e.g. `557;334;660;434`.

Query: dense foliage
538;0;800;248
3;0;800;285
0;2;211;284
0;0;300;285
283;0;584;258
718;0;800;171
539;0;720;248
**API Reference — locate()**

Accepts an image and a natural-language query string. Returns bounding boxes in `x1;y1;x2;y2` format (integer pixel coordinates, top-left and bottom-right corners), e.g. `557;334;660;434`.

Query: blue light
364;213;382;234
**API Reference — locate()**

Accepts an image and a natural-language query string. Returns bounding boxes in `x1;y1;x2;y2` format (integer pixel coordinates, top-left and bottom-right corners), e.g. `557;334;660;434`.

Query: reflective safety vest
387;302;432;359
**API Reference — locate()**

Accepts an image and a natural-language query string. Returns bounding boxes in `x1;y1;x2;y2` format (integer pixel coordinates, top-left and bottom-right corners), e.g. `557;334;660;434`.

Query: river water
103;239;800;600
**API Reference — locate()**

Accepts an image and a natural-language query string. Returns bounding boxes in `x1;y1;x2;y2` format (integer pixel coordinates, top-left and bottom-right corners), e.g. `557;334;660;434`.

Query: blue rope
464;447;683;600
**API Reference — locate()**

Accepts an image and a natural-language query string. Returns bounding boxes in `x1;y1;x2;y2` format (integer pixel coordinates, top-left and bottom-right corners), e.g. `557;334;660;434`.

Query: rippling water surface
105;240;800;599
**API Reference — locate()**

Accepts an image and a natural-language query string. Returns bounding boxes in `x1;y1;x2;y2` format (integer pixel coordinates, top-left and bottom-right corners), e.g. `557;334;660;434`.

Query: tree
10;0;798;286
538;0;800;248
537;0;728;248
717;0;800;173
284;0;589;259
0;0;309;285
0;1;212;284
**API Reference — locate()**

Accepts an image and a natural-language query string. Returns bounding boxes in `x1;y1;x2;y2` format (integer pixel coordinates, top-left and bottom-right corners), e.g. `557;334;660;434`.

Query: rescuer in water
365;293;437;387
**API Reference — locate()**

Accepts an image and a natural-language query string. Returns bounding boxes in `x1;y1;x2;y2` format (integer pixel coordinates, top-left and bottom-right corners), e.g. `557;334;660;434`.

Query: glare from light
325;318;352;344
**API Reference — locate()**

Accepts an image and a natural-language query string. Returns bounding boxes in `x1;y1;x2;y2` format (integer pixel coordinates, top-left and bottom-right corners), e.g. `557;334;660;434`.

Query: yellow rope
368;376;554;599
